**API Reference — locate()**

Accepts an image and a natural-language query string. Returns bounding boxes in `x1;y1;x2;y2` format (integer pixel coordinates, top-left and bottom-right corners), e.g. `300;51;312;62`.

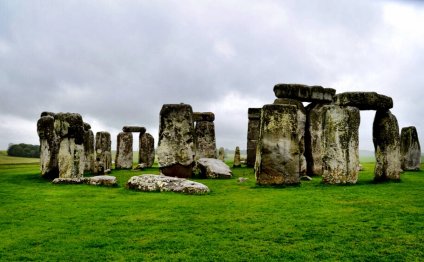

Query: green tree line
7;143;40;158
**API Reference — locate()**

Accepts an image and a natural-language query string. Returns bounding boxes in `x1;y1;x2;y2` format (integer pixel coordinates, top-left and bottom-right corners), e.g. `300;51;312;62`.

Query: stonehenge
95;131;112;174
83;123;95;173
246;108;261;167
193;112;217;159
139;132;155;168
218;147;225;161
400;126;421;171
233;146;241;168
115;132;133;169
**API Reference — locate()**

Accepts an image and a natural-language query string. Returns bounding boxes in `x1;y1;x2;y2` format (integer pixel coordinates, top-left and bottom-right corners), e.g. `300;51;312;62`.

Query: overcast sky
1;0;424;152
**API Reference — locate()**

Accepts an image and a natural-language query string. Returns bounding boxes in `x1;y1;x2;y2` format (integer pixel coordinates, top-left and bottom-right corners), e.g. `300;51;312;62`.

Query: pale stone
273;83;336;103
139;132;155;167
334;92;393;110
126;174;210;195
87;175;118;186
321;105;360;184
246;108;261;167
218;147;225;161
115;132;133;169
400;126;421;171
197;158;232;179
37;115;59;179
233;146;241;167
194;113;217;159
305;103;326;176
157;104;195;178
95;131;112;174
373;110;401;181
255;104;302;185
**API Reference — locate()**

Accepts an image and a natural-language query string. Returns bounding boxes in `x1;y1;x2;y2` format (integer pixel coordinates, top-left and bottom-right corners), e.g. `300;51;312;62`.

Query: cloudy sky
1;0;424;151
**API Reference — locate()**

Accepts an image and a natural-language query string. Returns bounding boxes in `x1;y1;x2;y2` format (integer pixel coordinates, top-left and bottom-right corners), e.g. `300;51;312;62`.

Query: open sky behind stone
1;0;424;151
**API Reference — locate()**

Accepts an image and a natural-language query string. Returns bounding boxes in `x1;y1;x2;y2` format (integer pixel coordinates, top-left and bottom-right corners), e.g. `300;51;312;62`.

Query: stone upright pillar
83;123;95;173
373;110;401;181
139;132;155;167
54;113;85;178
305;103;326;176
157;104;195;178
321;105;360;184
400;126;421;171
233;146;241;167
95;131;112;174
115;132;133;169
255;104;302;185
218;147;225;161
193;112;217;159
246;108;261;167
37;112;59;179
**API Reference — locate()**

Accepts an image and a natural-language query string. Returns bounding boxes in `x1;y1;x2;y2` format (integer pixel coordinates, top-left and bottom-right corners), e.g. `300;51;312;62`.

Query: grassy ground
0;153;423;261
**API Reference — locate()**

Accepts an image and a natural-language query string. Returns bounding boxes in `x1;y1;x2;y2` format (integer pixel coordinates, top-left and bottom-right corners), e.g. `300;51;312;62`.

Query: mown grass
0;153;423;261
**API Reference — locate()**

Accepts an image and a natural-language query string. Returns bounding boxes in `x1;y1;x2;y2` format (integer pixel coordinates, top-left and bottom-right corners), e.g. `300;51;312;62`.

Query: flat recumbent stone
273;83;336;103
122;126;146;133
334;92;393;110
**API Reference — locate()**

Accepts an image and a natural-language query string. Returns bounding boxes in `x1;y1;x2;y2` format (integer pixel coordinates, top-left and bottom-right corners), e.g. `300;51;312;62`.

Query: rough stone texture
194;113;217;159
95;131;112;174
246;108;261;167
255;104;303;185
197;158;232;179
157;104;195;178
52;175;117;186
321;105;360;184
273;83;336;103
52;177;86;184
54;113;85;179
83;123;95;173
37;115;59;179
373;110;401;181
233;146;241;167
115;132;133;169
334;92;393;110
305;103;326;176
193;112;215;122
41;112;56;117
400;126;421;171
122;126;146;133
139;132;155;167
218;147;225;161
126;174;210;195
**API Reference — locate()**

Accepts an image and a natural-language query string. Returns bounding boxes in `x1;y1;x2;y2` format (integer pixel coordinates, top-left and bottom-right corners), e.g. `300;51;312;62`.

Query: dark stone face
273;83;336;103
400;126;421;171
248;108;261;120
193;112;215;122
335;92;393;110
54;113;84;144
40;112;56;117
83;122;91;131
160;163;194;178
122;126;146;133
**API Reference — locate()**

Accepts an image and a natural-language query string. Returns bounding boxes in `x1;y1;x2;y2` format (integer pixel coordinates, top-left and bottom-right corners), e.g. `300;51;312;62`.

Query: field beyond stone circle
1;151;423;261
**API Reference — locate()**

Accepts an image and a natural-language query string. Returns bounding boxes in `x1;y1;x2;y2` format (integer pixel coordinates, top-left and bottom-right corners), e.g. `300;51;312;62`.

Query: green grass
1;154;424;261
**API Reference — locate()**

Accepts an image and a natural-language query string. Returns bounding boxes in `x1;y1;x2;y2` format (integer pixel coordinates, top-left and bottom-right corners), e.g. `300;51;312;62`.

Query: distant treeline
7;143;40;158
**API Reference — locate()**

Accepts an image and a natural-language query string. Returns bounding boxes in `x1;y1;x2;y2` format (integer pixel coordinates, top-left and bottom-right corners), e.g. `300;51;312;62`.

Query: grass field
1;152;423;261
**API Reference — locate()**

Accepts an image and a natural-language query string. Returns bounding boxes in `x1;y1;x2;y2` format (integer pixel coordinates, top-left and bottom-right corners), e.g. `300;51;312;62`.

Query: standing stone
54;113;85;178
139;132;155;167
95;131;112;174
305;103;326;176
321;105;360;184
115;132;133;169
218;147;225;161
233;146;241;167
157;104;195;178
37;113;59;179
193;112;217;159
400;126;421;171
246;108;261;167
373;110;401;181
83;123;95;173
255;104;302;185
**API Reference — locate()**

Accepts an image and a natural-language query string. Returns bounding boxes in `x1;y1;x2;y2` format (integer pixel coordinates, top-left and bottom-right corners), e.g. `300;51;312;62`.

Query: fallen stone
197;158;232;179
87;175;118;186
334;92;393;110
237;177;249;183
139;133;155;167
300;175;312;181
126;174;210;195
273;83;336;103
133;163;146;170
400;126;421;171
52;177;86;184
122;126;146;133
193;112;215;122
115;132;133;169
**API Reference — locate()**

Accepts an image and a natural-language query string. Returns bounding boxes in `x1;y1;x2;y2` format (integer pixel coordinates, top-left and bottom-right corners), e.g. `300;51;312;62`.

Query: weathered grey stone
122;126;146;133
193;112;215;122
139;132;155;167
255;104;303;185
334;92;393;110
126;174;210;195
157;104;195;178
194;113;217;160
218;147;225;161
247;108;261;167
233;146;241;167
400;126;421;171
54;113;85;179
115;132;133;169
95;131;112;174
197;158;232;179
37;115;59;179
40;112;56;118
273;83;336;103
238;177;249;183
373;110;401;181
83;124;95;173
87;175;118;186
52;177;86;184
321;105;360;184
305;103;326;176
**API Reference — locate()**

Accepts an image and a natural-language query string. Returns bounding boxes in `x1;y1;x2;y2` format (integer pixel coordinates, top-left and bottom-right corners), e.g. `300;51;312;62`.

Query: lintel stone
273;83;336;103
334;92;393;110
